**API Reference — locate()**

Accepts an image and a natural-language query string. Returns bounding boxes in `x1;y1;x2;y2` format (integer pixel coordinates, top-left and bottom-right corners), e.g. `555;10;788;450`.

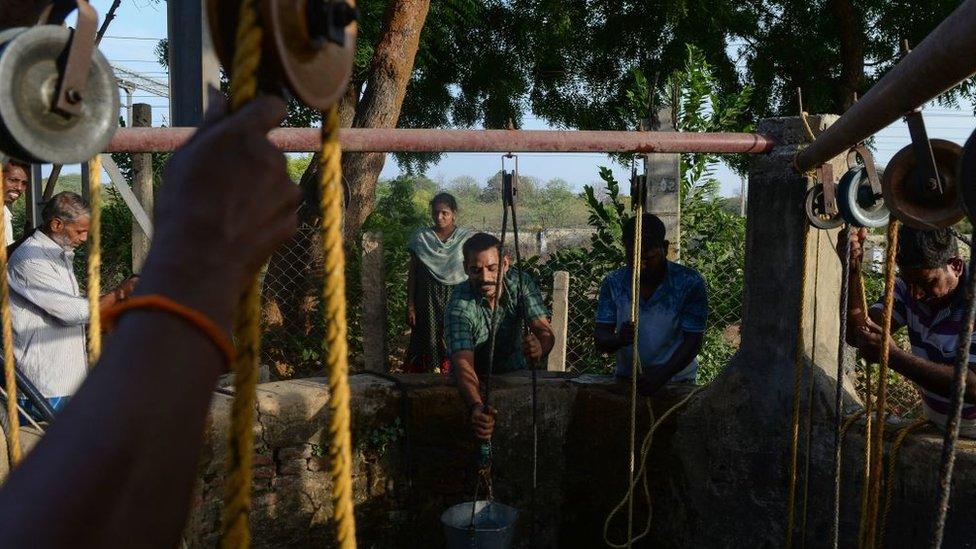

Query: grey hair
42;191;90;226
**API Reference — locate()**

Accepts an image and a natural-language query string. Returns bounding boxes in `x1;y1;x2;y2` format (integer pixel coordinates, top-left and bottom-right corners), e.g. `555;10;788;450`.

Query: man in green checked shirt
445;232;555;440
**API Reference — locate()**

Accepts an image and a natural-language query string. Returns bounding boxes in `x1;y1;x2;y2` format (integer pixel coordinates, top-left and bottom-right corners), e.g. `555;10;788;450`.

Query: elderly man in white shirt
8;191;137;419
2;160;28;246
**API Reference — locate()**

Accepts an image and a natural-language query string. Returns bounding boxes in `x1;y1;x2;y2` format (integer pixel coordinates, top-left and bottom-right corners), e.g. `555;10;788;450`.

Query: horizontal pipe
795;0;976;172
106;127;775;154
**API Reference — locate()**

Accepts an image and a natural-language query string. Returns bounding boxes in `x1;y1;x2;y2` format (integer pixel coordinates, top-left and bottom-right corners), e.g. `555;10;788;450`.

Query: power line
101;35;165;41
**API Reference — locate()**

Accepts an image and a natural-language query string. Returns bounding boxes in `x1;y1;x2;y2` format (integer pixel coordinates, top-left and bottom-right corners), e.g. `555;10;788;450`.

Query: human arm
452;349;495;440
856;325;976;403
8;259;90;325
406;252;418;327
523;316;555;362
837;227;882;344
638;332;705;396
0;94;302;547
593;272;634;353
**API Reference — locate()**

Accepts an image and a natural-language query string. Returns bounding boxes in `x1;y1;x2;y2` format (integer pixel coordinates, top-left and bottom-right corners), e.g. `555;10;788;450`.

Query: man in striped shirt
8;192;137;419
842;225;976;436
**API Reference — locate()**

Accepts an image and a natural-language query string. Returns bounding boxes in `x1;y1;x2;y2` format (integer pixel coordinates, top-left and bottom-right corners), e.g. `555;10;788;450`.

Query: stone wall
184;372;976;548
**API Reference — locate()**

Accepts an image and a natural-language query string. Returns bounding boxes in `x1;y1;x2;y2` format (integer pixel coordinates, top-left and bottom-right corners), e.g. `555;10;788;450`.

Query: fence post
131;103;153;272
547;271;569;372
361;231;387;372
646;107;681;260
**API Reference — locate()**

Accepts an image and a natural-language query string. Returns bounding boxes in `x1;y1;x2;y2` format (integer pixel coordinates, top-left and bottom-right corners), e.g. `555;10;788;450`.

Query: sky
65;0;976;197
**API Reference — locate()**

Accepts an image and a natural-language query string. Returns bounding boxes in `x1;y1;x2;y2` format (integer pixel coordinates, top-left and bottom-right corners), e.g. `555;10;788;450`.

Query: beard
50;232;77;251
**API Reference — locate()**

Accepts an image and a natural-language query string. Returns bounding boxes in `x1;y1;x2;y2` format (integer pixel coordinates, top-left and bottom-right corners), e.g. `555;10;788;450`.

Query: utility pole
167;0;219;126
645;107;681;260
131;104;153;272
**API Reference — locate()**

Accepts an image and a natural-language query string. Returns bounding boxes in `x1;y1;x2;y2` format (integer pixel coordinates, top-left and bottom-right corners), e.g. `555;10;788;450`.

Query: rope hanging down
319;105;357;549
879;418;927;548
601;163;704;548
87;155;103;365
220;0;263;544
0;167;21;464
863;220;900;549
931;230;976;549
218;1;358;546
832;225;853;549
786;219;810;549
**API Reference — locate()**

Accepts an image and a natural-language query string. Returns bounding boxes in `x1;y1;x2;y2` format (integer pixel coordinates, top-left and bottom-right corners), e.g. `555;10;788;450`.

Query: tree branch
95;0;123;44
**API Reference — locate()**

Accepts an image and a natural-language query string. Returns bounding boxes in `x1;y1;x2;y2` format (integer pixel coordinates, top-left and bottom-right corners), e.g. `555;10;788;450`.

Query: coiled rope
603;386;703;548
931;231;976;548
87;155;103;365
0;166;20;464
220;0;263;544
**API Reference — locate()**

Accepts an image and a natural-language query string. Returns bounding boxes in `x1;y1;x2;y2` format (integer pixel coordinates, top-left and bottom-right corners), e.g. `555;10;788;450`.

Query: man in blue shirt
594;214;708;395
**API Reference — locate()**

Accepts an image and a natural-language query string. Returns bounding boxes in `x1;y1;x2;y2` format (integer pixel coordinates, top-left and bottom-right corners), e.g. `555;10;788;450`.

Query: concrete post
547;271;569;372
131;104;153;272
735;115;848;399
361;232;387;372
646;107;681;260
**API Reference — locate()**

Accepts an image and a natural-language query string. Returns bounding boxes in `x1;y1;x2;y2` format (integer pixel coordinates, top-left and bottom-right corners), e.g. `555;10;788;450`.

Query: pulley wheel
0;25;118;164
805;183;843;230
957;130;976;223
881;139;964;230
207;0;356;110
837;166;889;228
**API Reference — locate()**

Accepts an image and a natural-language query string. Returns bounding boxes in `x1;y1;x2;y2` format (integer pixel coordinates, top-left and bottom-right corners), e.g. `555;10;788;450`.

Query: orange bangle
101;294;236;365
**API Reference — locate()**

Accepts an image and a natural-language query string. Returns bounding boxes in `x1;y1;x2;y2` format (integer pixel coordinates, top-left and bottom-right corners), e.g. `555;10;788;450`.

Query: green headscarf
408;225;473;285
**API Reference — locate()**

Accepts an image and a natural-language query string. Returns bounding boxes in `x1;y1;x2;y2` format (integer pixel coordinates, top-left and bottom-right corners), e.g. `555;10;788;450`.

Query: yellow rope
87;155;102;365
603;387;703;547
0;167;20;464
626;206;644;548
864;220;899;548
318;105;357;548
220;0;262;545
878;418;927;547
786;220;810;549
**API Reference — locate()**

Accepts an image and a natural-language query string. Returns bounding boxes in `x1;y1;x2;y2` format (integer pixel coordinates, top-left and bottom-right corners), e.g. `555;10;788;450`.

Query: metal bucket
441;500;519;549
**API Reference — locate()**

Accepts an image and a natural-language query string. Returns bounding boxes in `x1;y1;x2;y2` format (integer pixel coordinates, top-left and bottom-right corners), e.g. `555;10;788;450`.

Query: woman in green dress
405;193;472;373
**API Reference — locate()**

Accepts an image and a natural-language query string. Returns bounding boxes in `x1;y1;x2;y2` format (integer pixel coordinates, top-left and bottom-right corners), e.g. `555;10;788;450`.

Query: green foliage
362;176;431;355
362;417;405;460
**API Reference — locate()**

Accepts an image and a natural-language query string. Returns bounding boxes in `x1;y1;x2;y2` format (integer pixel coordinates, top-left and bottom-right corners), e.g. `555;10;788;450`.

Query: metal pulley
805;183;843;230
207;0;358;110
0;1;118;164
881;139;964;230
836;164;889;228
957;130;976;223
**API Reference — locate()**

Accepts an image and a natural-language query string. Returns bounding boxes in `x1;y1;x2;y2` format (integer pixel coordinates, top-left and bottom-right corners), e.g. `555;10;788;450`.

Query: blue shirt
595;262;708;379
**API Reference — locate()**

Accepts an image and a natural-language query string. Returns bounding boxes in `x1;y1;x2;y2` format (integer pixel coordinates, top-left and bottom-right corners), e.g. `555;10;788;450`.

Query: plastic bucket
441;500;519;549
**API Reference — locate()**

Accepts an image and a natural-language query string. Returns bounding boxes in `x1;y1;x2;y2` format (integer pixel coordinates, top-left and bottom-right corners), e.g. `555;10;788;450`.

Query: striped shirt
870;273;976;436
8;230;89;398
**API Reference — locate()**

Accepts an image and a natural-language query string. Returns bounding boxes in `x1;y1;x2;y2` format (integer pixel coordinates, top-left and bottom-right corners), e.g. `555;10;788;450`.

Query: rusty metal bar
795;0;976;172
106;127;774;154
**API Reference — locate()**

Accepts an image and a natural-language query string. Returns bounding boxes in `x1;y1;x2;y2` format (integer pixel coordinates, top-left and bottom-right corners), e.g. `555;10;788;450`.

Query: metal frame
106;127;775;154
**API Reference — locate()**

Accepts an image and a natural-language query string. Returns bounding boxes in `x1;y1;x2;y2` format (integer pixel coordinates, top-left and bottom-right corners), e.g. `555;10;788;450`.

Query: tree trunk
827;0;865;112
341;0;432;239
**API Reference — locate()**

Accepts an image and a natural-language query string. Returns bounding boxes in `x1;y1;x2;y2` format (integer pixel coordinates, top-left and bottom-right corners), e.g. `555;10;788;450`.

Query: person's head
2;159;28;207
895;226;962;307
621;213;669;275
42;191;90;251
430;192;458;231
462;232;509;299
